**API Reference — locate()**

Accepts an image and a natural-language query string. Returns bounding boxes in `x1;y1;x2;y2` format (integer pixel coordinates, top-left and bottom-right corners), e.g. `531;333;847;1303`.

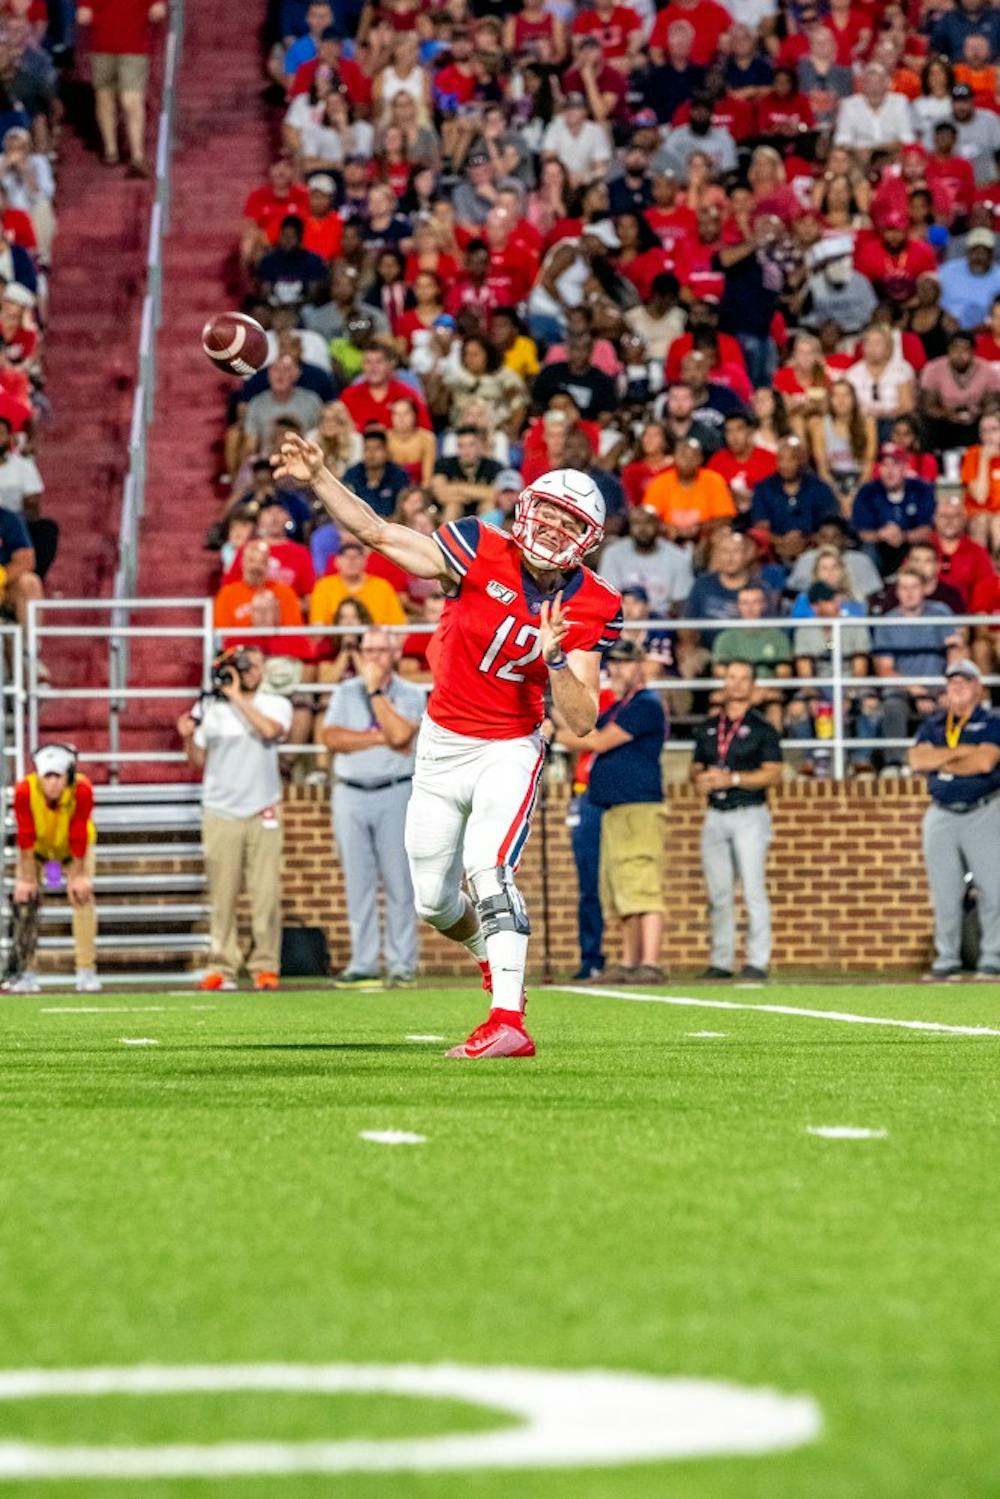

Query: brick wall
281;781;936;976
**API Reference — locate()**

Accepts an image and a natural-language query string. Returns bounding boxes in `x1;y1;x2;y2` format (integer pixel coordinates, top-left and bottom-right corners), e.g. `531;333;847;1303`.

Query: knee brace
469;866;531;939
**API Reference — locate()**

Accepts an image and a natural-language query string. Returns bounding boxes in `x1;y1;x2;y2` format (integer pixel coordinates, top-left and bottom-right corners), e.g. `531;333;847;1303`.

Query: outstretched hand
539;593;570;664
272;434;326;486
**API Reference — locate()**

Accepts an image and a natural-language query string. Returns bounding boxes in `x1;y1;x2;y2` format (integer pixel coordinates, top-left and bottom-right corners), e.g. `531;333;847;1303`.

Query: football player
275;433;622;1057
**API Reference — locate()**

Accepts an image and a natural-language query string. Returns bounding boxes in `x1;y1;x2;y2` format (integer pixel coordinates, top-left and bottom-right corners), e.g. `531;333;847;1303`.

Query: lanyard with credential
945;712;971;750
716;713;746;766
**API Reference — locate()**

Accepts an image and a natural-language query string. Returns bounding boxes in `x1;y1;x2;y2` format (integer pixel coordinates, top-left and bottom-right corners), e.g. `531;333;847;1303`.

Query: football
201;311;268;377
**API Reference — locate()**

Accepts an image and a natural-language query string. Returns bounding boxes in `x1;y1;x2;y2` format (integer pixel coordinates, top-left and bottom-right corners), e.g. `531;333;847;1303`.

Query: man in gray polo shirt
322;627;423;987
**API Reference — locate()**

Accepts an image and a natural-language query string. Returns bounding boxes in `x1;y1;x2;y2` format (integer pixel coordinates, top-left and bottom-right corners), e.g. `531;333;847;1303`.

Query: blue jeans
735;332;776;390
570;791;604;972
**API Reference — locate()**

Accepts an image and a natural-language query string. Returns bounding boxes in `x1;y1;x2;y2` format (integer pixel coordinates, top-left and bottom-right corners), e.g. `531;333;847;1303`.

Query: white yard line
119;1039;160;1048
806;1126;887;1140
687;1031;728;1038
0;1362;820;1477
405;1034;446;1043
559;986;1000;1037
359;1130;427;1146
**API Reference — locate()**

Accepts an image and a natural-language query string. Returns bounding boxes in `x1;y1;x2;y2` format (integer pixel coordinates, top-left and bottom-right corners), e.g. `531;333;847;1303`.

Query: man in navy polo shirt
852;443;936;578
908;660;1000;981
749;437;839;564
555;639;667;986
341;426;410;519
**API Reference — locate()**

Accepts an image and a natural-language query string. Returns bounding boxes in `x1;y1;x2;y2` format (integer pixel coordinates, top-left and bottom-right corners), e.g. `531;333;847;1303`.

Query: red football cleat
446;1008;536;1059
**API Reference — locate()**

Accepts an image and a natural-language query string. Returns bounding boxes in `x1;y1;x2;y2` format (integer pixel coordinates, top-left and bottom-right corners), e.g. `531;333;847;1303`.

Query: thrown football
201;312;268;377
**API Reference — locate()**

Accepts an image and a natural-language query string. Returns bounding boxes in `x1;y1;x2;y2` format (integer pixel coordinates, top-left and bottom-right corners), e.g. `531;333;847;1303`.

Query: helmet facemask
512;490;603;570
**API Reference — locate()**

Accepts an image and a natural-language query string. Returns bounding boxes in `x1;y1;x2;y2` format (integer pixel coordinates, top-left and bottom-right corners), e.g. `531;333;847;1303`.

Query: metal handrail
107;0;185;779
22;601;1000;777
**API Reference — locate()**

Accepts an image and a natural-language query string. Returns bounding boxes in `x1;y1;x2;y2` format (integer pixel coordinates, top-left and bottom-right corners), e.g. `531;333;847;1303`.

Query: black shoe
973;968;1000;982
921;967;963;983
738;966;768;981
698;966;734;980
570;964;604;981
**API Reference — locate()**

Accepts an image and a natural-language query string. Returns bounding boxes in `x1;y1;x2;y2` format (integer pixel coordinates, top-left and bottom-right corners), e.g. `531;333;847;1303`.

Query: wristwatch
731;772;741;787
369;688;385;699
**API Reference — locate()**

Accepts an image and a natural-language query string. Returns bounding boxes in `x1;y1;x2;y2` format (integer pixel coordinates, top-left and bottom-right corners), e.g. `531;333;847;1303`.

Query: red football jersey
428;518;622;739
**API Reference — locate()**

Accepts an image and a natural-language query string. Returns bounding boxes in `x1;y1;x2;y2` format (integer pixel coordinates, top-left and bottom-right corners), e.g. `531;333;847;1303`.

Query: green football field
1;978;998;1498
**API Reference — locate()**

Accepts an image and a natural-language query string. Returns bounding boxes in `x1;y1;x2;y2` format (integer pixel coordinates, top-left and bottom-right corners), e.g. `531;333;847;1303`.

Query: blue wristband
547;652;569;671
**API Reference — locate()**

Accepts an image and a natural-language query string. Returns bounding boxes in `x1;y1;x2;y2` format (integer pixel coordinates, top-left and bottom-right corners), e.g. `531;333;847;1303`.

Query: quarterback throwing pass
275;434;622;1058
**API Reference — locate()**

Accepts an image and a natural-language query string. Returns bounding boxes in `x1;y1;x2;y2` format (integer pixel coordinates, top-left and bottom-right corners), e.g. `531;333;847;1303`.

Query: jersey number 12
478;615;542;682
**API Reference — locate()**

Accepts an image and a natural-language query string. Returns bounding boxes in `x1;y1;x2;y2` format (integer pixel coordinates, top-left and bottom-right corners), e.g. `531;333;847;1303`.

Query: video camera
210;647;255;697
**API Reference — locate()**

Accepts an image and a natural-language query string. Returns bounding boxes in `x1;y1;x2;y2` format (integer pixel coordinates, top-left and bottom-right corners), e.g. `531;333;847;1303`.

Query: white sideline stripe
359;1130;426;1146
688;1031;727;1038
119;1039;159;1048
560;986;1000;1037
406;1034;445;1043
806;1126;887;1140
0;1363;821;1477
41;1007;167;1015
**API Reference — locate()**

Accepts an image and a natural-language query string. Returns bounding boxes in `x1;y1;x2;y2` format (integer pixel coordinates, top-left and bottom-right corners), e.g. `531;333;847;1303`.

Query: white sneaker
4;971;41;993
75;969;102;994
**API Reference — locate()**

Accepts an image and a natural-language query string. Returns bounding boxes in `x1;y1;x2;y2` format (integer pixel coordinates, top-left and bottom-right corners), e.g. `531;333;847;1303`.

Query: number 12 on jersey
478;615;542;682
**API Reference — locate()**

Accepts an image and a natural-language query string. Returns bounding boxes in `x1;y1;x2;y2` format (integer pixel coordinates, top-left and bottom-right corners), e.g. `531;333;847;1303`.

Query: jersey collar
520;562;585;615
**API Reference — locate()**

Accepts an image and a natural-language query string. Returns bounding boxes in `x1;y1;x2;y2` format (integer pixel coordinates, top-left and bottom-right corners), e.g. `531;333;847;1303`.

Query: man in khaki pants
177;646;292;991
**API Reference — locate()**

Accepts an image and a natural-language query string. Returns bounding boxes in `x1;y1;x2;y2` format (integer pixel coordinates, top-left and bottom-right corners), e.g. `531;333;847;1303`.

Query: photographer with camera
177;645;292;992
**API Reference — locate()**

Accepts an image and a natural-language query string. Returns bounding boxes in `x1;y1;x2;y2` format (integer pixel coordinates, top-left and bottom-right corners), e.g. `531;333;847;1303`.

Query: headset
32;742;78;786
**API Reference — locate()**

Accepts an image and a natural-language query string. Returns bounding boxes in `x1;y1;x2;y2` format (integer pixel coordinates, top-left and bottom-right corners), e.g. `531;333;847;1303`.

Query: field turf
0;979;998;1497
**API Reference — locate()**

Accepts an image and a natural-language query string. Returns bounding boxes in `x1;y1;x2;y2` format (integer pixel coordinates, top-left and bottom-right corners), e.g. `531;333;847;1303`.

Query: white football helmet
511;467;605;570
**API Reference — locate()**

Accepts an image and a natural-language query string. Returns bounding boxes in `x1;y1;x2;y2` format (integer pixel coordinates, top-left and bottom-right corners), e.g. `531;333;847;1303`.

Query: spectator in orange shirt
309;537;408;636
221;497;316;602
214;538;315;755
214;538;312;660
299;175;343;261
955;33;998;107
961;410;1000;555
644;438;736;542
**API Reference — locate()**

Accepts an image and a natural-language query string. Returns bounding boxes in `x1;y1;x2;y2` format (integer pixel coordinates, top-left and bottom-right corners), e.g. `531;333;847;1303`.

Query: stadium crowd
209;0;1000;784
0;4;58;675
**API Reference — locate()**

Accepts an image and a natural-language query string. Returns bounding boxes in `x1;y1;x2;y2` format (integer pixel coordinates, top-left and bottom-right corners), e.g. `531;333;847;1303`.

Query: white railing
21;600;1000;779
109;0;185;769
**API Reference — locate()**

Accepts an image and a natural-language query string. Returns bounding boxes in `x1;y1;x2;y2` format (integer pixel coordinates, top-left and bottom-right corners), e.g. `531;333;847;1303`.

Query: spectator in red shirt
707;412;778;514
445;238;499;329
434;29;478;114
926;121;976;219
570;0;643;69
242;158;310;265
933;493;995;609
854;210;937;305
341;344;432;431
76;0;166;175
290;27;373;110
621;421;673;506
222;497;316;602
562;35;629;122
756;66;816;140
650;0;733;68
665;300;745;384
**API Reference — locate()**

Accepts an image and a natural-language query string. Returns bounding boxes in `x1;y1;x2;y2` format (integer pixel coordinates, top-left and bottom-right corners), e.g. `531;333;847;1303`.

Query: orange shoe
197;972;236;992
253;971;280;991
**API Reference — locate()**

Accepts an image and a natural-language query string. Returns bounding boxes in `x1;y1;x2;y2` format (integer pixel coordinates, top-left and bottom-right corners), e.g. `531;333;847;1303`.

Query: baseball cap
952;82;974;99
2;281;34;308
308;173;336;196
880;208;910;231
433;313;456;329
620;584;650;603
467;150;489;167
319;24;342;40
807;581;838;604
946;660;982;681
34;744;75;777
605;637;647;662
967;227;997;250
879;442;908;461
583;218;621;250
563;91;587;107
495;468;524;491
